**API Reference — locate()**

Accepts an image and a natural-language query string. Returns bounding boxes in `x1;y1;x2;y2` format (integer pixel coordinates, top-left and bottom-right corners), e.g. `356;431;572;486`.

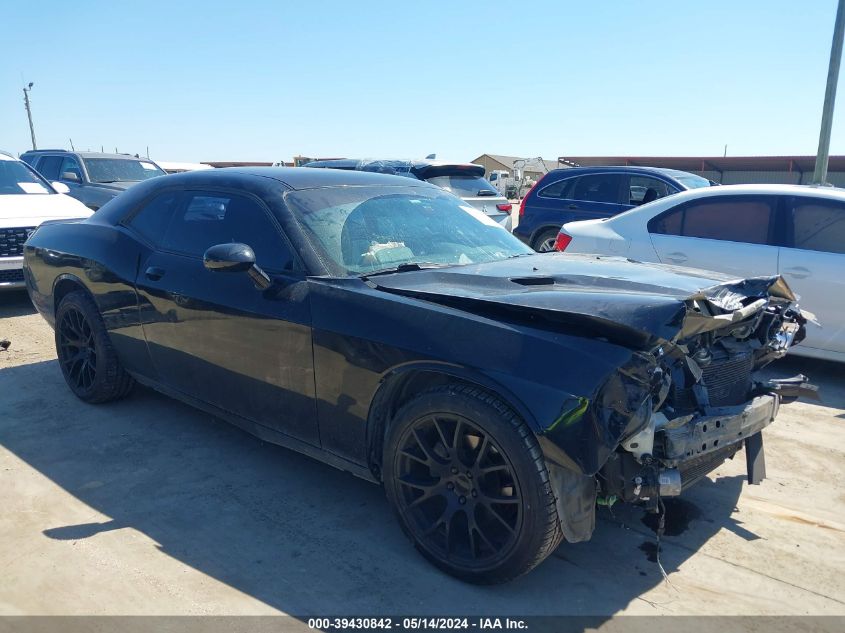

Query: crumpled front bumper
604;391;788;507
657;393;780;492
660;393;779;467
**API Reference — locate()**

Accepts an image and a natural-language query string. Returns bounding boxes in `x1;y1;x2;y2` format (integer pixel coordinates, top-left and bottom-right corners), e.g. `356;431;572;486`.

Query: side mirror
203;242;271;289
61;171;80;183
204;242;255;272
51;181;71;194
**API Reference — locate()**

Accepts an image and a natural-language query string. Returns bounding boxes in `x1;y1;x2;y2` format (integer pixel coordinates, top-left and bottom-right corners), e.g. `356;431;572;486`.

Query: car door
779;196;845;355
528;172;626;231
647;194;780;278
131;187;319;445
559;173;626;220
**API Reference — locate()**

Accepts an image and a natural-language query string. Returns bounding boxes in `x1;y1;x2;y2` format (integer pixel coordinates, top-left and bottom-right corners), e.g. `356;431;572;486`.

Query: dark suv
20;150;166;211
514;166;711;251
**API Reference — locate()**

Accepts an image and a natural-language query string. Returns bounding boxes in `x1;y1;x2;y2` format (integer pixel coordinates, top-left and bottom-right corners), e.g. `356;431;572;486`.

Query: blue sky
2;0;843;162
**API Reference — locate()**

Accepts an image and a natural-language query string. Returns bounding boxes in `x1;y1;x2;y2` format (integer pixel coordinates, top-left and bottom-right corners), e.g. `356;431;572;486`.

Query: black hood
369;253;797;345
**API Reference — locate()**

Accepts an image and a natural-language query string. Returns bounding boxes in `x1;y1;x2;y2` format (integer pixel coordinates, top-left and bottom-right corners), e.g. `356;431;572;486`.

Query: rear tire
532;229;559;252
55;290;134;403
383;384;563;584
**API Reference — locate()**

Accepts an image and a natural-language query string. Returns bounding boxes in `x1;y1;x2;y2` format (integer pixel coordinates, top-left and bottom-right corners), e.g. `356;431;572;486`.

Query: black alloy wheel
54;291;134;403
393;414;523;568
384;385;563;584
58;305;97;392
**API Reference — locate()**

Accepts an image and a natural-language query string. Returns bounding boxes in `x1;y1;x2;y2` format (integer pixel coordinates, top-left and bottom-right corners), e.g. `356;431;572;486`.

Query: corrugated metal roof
559;155;845;172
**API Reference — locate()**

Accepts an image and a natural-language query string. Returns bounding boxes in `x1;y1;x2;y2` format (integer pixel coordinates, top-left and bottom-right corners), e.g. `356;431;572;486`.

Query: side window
682;198;771;244
571;174;623;204
127;191;181;245
649;207;683;235
537;177;576;199
36;156;63;180
161;191;292;270
629;176;672;205
791;198;845;254
650;197;773;245
59;156;83;182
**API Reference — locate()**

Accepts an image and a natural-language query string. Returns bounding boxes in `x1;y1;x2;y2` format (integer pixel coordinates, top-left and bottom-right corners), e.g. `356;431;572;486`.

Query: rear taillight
519;181;541;217
496;203;512;212
554;232;572;251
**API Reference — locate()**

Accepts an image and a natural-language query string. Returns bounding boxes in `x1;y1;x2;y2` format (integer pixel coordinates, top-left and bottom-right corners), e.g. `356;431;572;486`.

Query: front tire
55;290;134;403
383;385;563;584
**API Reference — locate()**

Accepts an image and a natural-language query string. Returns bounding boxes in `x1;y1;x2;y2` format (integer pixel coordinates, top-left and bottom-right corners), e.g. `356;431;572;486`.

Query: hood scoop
510;276;555;286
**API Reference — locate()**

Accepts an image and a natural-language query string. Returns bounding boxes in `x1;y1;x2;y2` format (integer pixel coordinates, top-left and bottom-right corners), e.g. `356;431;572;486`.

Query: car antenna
69;138;75;151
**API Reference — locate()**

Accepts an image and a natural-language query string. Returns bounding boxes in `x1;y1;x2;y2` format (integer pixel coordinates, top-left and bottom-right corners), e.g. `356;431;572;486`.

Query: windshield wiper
361;262;447;278
476;190;497;196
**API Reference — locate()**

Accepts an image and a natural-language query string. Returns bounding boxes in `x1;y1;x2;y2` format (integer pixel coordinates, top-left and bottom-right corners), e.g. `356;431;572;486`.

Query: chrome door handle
783;266;810;279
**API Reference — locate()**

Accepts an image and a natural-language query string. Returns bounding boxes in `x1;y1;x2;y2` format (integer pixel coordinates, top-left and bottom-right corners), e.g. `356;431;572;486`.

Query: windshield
0;157;54;195
285;186;532;276
84;158;166;183
675;174;712;189
425;175;499;198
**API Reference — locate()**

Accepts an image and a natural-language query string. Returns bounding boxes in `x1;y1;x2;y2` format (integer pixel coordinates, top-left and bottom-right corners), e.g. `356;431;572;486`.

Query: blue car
514;166;712;251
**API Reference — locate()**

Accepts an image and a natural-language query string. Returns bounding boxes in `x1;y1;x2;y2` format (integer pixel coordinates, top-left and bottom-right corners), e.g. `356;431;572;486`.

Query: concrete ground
1;289;844;617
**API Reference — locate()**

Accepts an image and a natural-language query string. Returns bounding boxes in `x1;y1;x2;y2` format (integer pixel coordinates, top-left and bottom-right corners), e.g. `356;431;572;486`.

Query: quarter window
650;197;773;245
791;198;845;255
127;191;181;245
537;177;576;199
160;191;292;270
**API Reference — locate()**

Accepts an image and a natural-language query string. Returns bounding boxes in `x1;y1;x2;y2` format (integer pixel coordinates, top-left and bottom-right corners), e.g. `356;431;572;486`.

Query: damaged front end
596;276;816;517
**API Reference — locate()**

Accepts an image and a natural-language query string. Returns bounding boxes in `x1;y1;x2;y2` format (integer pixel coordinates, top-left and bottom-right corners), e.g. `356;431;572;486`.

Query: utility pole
813;0;845;185
22;82;37;150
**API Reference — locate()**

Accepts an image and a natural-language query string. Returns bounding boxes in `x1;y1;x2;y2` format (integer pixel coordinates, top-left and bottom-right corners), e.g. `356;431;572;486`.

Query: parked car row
304;158;514;229
513;165;712;251
3;150;515;291
514;165;844;362
20;149;167;211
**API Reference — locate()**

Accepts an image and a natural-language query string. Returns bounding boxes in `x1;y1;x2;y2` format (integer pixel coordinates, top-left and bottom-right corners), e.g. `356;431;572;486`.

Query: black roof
184;166;442;190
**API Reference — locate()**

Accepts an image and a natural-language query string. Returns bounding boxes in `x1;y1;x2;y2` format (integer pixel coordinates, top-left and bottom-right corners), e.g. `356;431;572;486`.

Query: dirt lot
1;289;844;617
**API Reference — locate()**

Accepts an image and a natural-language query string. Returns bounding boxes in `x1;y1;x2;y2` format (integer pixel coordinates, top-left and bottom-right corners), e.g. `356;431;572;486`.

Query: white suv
0;151;92;290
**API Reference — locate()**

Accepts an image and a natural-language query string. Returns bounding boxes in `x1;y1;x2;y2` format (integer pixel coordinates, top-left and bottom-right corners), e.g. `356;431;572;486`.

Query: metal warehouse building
558;155;845;187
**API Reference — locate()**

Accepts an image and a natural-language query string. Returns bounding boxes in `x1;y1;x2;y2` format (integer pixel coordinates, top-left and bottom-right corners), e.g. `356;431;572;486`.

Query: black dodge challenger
22;167;812;583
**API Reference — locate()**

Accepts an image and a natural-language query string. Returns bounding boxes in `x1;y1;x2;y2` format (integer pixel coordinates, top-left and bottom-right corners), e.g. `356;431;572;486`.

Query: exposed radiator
671;349;754;410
